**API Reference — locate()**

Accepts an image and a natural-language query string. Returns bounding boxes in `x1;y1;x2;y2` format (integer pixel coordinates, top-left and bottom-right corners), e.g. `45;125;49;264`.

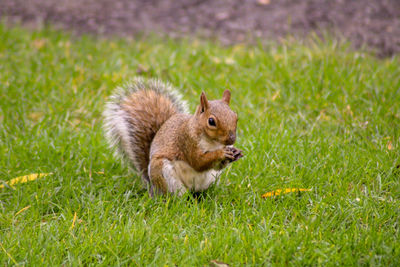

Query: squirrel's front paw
225;146;244;162
222;147;235;161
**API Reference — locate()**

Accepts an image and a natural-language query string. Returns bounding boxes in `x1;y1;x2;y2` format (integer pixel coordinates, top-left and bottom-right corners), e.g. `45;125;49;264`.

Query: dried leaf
387;141;393;150
262;188;311;198
216;12;229;21
210;260;230;267
211;57;221;64
224;57;235;65
28;112;44;122
271;90;280;101
346;105;353;117
0;173;52;189
32;39;46;49
136;64;150;74
257;0;271;5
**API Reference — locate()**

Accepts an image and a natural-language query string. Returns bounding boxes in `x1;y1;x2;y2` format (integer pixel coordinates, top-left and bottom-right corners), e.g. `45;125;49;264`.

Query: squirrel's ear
222;89;231;105
200;92;209;113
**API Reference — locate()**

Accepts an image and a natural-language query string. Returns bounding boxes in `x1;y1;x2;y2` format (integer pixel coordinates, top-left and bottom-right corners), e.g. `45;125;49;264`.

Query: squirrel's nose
226;131;236;145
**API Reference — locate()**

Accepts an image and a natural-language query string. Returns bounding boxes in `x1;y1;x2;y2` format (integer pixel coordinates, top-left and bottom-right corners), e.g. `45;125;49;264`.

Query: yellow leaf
15;205;31;216
70;212;77;230
271;90;280;101
387;141;393;150
0;173;51;189
262;188;311;198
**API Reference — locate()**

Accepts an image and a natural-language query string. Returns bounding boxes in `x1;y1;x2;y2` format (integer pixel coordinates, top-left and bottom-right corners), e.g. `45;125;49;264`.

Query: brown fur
148;157;168;194
104;78;241;195
122;90;180;180
149;91;239;193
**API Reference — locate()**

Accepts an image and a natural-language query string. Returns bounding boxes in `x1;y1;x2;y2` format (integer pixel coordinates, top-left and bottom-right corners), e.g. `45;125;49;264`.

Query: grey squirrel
103;78;243;196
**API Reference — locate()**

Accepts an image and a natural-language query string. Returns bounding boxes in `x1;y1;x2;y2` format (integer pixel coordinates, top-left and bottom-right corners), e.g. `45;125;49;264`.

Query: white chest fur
198;136;224;152
162;159;221;194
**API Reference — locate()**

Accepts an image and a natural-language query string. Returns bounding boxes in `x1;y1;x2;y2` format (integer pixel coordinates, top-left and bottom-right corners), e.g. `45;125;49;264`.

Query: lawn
0;25;399;266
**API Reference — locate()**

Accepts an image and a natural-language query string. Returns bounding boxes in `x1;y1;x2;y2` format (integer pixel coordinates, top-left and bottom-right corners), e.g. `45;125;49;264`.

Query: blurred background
1;0;400;57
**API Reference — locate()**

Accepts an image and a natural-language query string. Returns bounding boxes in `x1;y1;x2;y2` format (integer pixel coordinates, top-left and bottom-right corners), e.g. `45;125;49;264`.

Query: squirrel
103;77;243;196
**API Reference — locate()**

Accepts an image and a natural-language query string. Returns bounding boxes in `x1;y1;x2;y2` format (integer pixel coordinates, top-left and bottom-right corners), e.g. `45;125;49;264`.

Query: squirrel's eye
208;117;216;127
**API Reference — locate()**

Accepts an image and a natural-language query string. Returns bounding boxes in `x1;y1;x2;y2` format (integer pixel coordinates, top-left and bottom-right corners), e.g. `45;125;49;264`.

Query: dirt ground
1;0;400;57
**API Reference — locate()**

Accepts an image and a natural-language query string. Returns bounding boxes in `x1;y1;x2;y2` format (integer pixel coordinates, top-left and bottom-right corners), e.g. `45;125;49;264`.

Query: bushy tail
103;77;188;183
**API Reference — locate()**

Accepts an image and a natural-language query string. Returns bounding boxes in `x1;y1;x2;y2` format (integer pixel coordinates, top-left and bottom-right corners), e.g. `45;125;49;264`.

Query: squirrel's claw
225;146;244;162
223;147;235;161
233;149;244;161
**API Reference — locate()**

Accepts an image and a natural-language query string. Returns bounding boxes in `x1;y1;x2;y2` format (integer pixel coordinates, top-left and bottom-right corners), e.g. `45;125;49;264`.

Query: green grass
0;25;399;266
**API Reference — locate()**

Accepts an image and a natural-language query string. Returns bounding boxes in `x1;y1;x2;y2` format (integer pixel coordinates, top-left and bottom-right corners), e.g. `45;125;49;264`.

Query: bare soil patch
2;0;400;56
